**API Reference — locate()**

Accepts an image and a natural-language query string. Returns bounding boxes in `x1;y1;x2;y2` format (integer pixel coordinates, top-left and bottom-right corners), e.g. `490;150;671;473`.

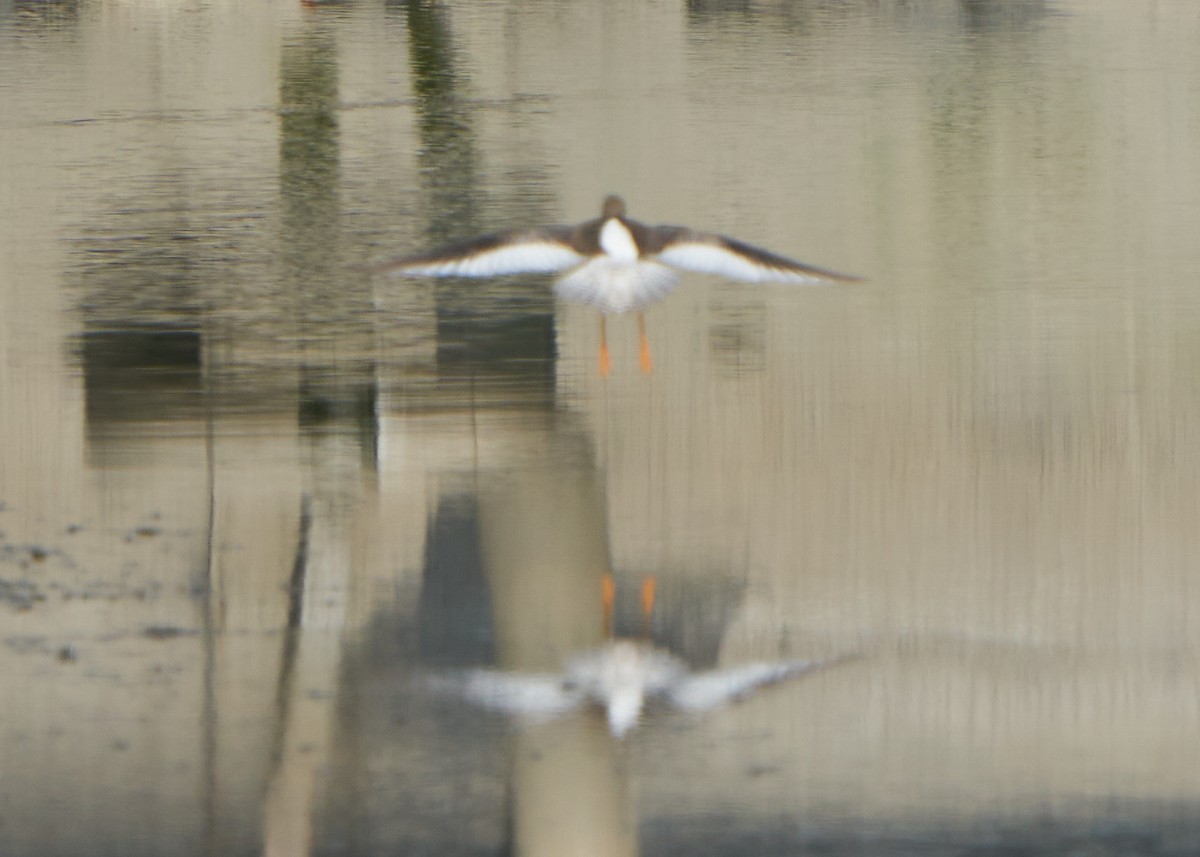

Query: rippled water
3;1;1200;855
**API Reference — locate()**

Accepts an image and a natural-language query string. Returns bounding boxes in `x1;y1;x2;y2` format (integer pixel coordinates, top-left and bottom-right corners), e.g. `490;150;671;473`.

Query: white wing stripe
391;242;584;278
667;661;821;710
656;242;833;284
459;671;584;715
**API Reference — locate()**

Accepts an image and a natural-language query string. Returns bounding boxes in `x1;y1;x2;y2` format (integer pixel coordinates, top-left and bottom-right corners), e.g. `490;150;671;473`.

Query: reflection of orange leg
602;572;616;638
598;316;612;378
637;313;653;375
640;576;657;639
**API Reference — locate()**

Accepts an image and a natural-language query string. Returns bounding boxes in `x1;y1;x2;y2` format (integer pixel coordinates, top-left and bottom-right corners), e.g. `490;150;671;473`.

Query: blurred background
2;0;1199;854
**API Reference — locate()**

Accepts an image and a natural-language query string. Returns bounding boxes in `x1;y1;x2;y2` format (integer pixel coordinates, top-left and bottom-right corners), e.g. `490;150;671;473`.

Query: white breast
598;218;639;262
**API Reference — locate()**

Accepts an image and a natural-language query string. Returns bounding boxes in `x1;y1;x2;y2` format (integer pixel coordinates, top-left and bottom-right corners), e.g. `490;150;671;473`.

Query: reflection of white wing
667;660;824;711
456;671;584;717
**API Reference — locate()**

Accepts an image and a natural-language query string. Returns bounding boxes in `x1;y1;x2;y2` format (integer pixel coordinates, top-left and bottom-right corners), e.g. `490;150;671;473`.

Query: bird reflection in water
366;195;859;376
435;575;853;737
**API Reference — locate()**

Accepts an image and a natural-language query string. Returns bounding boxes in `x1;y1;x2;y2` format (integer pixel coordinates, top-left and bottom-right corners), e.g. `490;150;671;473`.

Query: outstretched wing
649;228;860;284
667;659;829;711
450;670;584;718
364;227;585;278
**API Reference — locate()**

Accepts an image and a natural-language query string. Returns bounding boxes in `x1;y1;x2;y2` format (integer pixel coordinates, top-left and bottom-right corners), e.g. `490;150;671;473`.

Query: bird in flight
442;640;849;738
428;574;854;737
364;195;859;376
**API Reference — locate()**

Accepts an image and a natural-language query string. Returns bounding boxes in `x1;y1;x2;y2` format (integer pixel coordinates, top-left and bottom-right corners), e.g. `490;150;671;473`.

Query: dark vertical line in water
359;377;380;474
200;338;219;857
400;0;484;381
399;0;478;239
500;775;516;857
269;26;344;853
288;494;314;630
266;492;312;789
258;493;311;854
399;0;558;396
469;372;480;487
269;628;303;777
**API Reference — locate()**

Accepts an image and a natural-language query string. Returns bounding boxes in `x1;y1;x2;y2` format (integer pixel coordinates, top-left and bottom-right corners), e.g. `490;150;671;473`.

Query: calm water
3;1;1200;855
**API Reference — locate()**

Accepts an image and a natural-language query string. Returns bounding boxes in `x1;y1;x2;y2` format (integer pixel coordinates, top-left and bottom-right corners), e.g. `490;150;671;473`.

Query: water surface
2;1;1200;854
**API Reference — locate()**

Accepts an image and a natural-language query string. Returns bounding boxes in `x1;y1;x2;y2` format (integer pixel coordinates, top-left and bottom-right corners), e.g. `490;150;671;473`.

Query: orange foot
637;313;654;375
638;339;654;375
641;576;657;637
602;572;616;637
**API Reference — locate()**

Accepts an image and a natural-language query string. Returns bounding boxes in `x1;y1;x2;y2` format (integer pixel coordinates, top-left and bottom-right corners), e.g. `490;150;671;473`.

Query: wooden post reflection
479;425;637;857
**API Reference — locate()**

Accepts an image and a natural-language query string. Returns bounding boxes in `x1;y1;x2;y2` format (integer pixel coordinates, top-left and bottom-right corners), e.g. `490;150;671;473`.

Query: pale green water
2;1;1200;855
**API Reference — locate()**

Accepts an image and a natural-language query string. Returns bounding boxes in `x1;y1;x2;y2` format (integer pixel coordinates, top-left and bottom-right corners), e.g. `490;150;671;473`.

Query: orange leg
640;575;657;638
599;315;612;378
602;572;616;638
637;312;653;375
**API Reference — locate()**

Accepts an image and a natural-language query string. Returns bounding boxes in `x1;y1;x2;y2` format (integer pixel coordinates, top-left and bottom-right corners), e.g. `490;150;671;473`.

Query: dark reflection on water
641;810;1198;857
685;0;753;19
958;0;1055;32
418;495;495;667
395;0;560;392
81;326;203;426
706;289;768;378
5;0;80;31
395;0;480;237
280;28;341;291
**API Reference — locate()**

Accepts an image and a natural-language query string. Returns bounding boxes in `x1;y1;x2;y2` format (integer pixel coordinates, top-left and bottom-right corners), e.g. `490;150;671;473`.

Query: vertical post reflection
478;423;637;857
394;0;557;390
261;21;369;857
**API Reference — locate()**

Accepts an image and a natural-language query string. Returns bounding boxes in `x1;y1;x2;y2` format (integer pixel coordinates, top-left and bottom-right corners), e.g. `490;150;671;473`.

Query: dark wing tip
718;235;863;282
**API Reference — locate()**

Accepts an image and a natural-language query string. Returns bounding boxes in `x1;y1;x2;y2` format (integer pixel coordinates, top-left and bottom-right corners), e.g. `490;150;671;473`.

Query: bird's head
601;194;626;219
